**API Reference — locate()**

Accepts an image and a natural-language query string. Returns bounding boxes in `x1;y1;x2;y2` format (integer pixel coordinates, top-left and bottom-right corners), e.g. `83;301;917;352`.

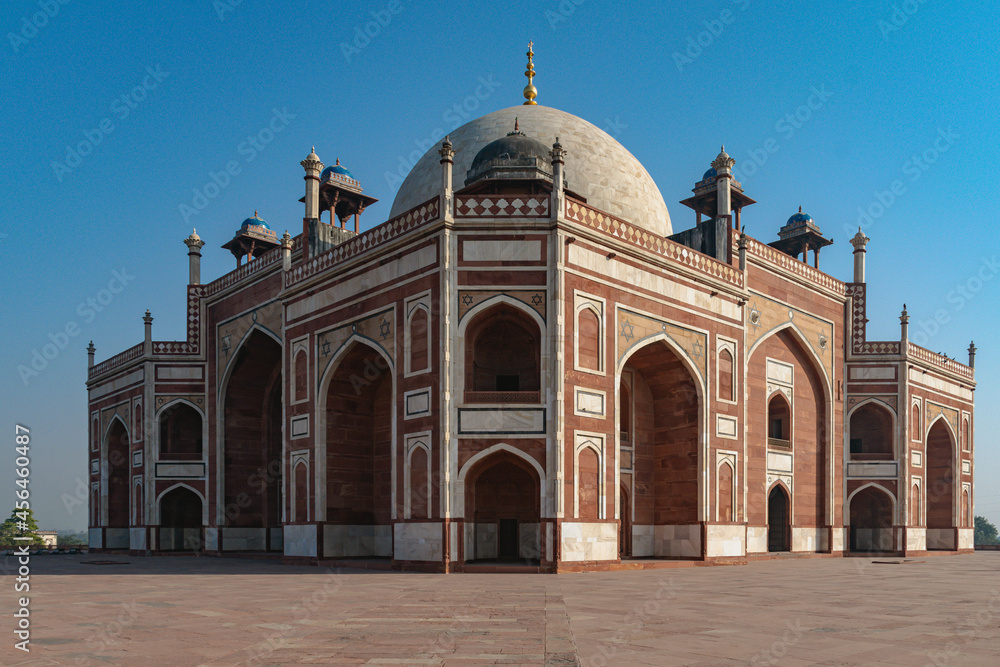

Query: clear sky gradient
2;0;997;532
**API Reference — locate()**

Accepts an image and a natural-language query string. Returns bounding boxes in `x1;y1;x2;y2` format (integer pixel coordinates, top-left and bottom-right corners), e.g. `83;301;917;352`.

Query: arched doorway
926;420;955;550
222;329;283;552
159;486;203;551
619;340;700;558
849;403;894;460
465;453;540;563
106;418;130;548
464;303;541;403
323;341;393;558
849;486;894;553
619;484;631;559
159;402;203;459
767;485;790;552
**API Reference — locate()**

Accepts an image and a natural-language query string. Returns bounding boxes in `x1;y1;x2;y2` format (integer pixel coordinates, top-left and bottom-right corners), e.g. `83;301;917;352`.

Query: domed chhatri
390;104;673;236
786;206;813;226
701;166;717;182
465;119;554;186
321;158;357;183
241;210;270;231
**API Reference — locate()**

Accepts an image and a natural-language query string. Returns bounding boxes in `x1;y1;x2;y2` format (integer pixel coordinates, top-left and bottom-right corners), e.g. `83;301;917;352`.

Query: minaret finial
523;41;537;106
514;117;519;132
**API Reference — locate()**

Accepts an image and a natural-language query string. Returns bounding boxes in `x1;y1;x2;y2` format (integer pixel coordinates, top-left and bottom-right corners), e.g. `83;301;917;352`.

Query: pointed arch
847;482;896;553
847;398;896;459
103;414;131;529
574;440;604;520
456;443;546;519
846;482;897;517
155;482;208;524
217;327;283;549
748;322;832;395
218;322;283;393
316;335;396;524
749;325;835;528
616;334;707;529
926;412;958;444
157;483;206;552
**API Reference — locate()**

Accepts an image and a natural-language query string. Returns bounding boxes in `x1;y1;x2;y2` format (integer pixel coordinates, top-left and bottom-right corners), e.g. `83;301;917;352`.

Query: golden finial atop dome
523;41;537;106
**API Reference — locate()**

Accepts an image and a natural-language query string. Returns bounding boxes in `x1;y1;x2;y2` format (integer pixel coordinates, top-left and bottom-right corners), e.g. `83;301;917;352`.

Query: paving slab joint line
545;578;582;665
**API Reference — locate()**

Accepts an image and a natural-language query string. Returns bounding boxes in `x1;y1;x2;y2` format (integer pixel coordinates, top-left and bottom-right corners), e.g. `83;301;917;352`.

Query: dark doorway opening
497;518;518;560
768;486;790;552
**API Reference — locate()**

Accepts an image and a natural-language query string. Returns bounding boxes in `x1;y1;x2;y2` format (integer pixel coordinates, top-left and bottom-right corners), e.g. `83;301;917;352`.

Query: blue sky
2;0;997;532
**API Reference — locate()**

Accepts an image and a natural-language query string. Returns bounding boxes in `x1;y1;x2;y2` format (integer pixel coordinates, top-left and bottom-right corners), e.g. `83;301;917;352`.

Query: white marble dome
389;105;672;236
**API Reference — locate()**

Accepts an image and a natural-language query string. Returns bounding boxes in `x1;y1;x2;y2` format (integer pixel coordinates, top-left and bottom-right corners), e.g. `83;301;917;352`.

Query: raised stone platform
7;552;999;665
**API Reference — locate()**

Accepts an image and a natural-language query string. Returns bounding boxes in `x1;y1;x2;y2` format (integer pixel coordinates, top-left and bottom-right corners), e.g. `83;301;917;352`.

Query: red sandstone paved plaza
4;552;1000;666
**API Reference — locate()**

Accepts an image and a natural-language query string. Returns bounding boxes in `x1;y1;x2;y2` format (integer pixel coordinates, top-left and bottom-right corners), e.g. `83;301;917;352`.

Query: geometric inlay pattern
616;308;708;381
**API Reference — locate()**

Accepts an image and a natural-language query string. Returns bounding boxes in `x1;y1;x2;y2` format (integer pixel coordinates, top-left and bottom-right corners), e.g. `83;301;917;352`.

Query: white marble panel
203;527;218;551
222;527;265;551
767;451;793;473
284;525;317;557
519;522;541;559
323;525;392;558
747;526;768;554
791;527;826;553
926;528;956;550
463;240;541;262
89;527;103;549
458;408;545;434
632;524;654;558
394;523;442;562
155;462;206;478
908;368;974;401
575;389;605;417
705;524;745;557
849;367;895;380
156;366;203;380
653;524;702;558
958;528;974;550
846;461;898;478
906;527;926;552
766;359;794;385
717;415;737;438
475;523;497;559
129;528;146;551
105;528;129;549
561;522;618;562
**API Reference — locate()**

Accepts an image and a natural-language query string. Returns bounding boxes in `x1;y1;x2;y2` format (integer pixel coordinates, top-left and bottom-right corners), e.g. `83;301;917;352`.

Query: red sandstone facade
85;108;976;572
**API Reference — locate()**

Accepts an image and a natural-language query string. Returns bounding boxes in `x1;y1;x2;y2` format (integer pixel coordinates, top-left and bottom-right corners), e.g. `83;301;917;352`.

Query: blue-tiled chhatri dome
786;206;813;226
321;158;357;183
240;210;270;231
701;166;717;182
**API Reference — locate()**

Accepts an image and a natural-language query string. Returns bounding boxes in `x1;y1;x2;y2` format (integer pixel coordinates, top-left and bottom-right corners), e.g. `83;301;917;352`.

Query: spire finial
514;117;519;132
336;157;340;166
254;209;258;218
523;41;538;106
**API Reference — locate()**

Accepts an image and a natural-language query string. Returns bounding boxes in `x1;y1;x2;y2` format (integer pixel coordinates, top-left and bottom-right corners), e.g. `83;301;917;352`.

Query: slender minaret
968;341;977;369
712;146;735;223
87;341;96;368
281;230;292;272
143;310;153;355
439;136;455;222
184;229;205;285
850;227;870;283
900;304;909;342
523;41;537;105
550;137;565;218
300;147;324;260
